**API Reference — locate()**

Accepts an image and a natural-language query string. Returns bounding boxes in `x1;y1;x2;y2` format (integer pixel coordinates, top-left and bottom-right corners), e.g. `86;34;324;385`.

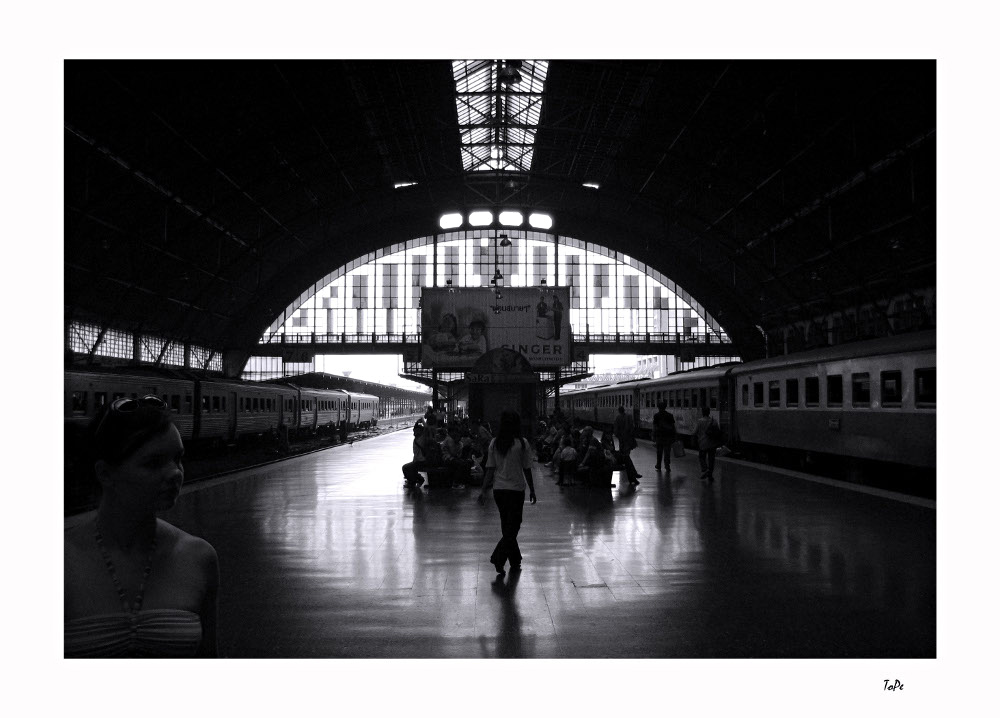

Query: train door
228;392;237;442
277;394;285;426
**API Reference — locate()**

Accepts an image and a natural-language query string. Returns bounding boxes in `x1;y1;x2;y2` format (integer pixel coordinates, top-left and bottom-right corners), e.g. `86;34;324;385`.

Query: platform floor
86;430;936;658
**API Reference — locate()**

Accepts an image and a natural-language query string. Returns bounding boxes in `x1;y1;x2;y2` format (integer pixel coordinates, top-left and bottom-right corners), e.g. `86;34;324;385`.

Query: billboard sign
421;287;571;369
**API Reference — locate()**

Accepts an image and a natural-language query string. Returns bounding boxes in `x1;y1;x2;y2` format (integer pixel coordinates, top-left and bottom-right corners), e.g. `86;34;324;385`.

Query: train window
915;368;936;407
170;395;180;413
221;397;226;411
95;392;107;411
682;389;690;408
184;394;192;414
881;371;902;407
213;396;221;413
691;390;699;408
202;396;210;411
71;391;88;416
768;381;780;407
785;379;799;407
113;392;126;401
826;375;843;407
851;373;871;407
741;384;748;406
709;388;718;409
753;382;763;407
253;398;259;411
805;377;819;406
699;388;707;408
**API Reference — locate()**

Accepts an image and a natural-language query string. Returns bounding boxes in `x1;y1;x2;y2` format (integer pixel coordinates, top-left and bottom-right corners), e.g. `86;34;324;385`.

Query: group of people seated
401;410;493;487
532;415;624;488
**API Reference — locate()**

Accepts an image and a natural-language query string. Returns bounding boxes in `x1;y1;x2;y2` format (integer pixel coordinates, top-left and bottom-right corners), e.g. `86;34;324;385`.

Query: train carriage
65;370;196;441
346;392;379;429
196;379;288;443
730;330;935;469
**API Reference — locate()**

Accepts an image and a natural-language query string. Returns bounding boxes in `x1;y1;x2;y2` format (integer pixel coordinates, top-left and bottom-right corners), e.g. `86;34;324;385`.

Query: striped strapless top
65;609;202;658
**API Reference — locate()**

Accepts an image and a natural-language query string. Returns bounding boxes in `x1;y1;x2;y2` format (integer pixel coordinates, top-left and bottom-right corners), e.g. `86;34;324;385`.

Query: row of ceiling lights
438;210;553;231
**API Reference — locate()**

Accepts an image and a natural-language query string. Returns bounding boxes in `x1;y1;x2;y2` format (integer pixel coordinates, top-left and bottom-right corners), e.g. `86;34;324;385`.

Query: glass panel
753;382;764;407
881;370;902;406
827;375;843;406
852;373;871;407
768;380;780;407
785;379;799;406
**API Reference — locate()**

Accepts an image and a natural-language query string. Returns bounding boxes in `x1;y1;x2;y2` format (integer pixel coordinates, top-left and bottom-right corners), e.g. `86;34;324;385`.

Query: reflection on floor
155;430;934;657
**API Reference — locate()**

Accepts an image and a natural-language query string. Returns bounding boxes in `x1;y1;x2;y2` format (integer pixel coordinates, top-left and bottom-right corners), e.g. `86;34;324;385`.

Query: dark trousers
402;460;428;484
490;489;525;569
655;441;672;469
620;447;639;481
698;448;716;478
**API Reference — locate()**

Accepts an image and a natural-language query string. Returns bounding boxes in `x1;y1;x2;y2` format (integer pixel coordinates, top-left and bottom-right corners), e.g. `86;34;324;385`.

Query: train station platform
65;429;935;658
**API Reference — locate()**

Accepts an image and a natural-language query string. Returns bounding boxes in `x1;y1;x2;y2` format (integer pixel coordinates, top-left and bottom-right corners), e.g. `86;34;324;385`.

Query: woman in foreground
65;395;219;657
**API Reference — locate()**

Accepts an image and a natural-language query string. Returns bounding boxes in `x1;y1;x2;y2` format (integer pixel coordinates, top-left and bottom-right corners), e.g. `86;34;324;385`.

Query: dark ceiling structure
64;60;935;366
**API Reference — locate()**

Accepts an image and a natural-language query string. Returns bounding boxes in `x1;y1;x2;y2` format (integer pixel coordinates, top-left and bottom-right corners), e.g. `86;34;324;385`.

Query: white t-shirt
486;437;533;491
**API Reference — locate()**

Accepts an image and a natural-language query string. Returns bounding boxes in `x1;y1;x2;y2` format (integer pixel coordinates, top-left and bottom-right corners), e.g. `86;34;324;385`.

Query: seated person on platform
402;422;433;487
556;436;578;486
600;432;623;469
64;395;219;658
575;428;609;485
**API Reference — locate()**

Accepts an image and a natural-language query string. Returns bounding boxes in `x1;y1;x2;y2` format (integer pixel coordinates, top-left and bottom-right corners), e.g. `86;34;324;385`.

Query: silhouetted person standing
652;401;676;472
695;406;720;482
613;405;641;485
478;411;536;575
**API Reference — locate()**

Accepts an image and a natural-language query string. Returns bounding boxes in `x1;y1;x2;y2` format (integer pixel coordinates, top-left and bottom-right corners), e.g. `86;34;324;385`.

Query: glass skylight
452;60;548;173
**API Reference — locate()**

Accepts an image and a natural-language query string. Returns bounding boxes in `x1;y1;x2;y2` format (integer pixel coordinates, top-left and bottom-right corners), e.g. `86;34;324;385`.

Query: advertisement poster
421;287;571;369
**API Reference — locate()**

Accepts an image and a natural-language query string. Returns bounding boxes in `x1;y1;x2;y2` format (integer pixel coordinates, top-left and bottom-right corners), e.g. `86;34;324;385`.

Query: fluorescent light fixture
528;213;553;229
583;182;599;189
499;211;523;226
394;181;417;189
469;211;493;226
439;213;463;229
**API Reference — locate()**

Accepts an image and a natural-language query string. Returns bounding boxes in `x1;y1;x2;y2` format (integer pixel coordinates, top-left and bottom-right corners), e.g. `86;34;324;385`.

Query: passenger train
558;331;936;482
64;369;379;445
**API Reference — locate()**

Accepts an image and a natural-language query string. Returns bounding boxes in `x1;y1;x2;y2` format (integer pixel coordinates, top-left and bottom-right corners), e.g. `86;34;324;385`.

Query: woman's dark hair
89;397;175;466
494;411;522;455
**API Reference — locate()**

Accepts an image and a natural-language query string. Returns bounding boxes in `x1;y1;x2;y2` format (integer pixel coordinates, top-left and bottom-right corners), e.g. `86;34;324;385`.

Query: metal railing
573;332;732;345
260;332;421;345
261;331;731;347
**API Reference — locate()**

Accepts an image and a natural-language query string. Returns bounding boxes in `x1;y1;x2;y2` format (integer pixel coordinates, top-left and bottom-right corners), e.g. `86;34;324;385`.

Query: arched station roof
65;60;935;362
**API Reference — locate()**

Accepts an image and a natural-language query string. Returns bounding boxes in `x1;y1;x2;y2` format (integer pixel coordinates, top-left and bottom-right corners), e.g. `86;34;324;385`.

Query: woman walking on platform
477;411;536;575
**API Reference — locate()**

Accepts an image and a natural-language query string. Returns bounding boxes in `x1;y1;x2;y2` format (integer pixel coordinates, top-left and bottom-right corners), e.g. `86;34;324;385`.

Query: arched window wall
261;230;731;344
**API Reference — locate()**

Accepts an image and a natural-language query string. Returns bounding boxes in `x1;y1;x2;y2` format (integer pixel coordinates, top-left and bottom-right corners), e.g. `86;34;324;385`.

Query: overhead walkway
254;331;736;357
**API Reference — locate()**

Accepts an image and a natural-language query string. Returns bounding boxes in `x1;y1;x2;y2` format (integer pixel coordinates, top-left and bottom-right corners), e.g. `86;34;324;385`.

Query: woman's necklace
94;520;157;614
